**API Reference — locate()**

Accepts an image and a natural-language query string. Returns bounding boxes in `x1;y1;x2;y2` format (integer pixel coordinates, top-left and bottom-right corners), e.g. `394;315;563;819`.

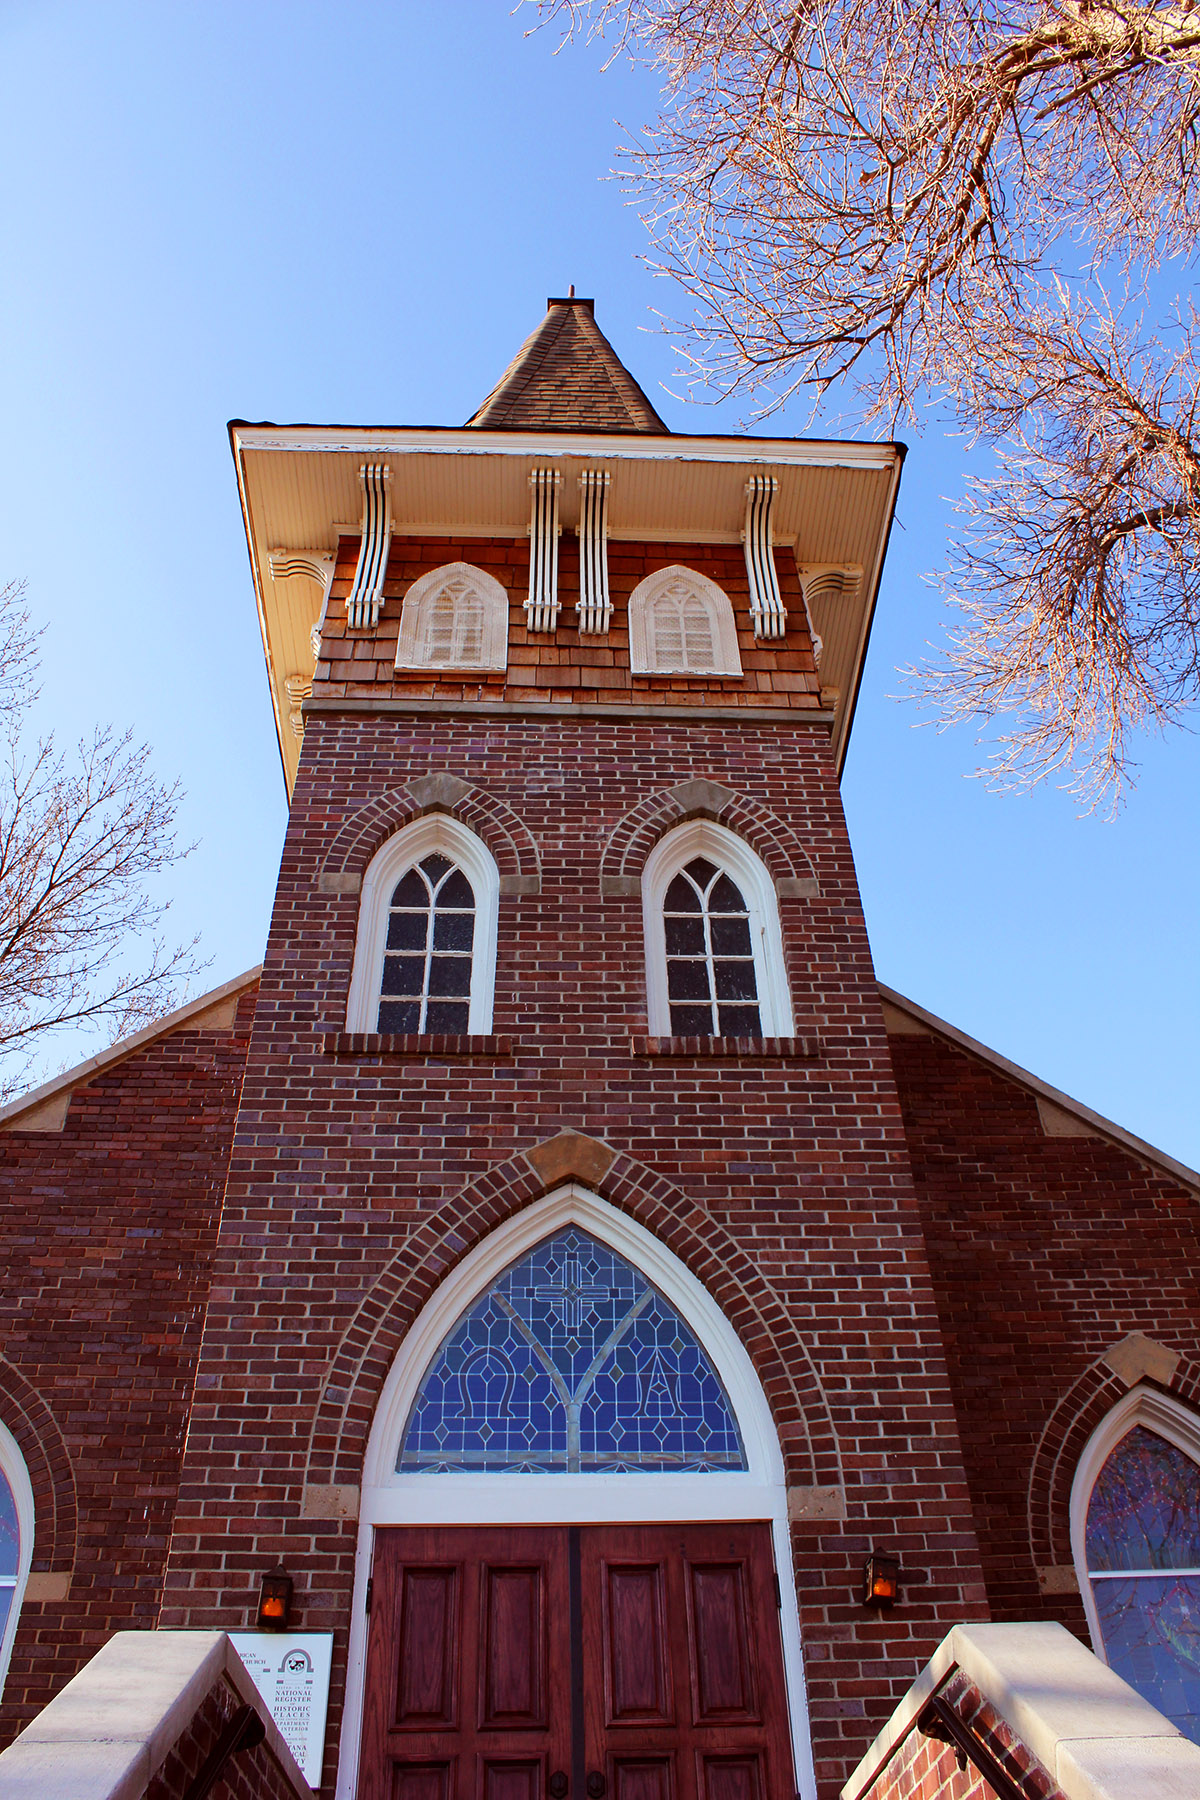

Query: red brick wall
146;1674;307;1800
855;1670;1064;1800
890;1028;1200;1637
318;535;825;712
160;695;988;1800
0;988;257;1743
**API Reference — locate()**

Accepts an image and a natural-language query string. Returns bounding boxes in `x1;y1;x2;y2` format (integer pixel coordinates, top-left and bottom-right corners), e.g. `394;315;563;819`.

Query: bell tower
167;297;987;1800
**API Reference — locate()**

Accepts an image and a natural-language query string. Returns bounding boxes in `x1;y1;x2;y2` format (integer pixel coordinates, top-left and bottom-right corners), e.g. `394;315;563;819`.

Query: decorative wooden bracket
285;673;313;741
345;461;391;630
743;475;787;638
576;470;612;634
526;468;562;633
268;551;337;660
795;564;862;669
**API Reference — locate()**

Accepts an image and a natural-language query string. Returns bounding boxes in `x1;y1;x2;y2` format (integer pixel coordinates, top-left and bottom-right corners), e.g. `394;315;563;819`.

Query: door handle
548;1774;569;1799
587;1776;607;1799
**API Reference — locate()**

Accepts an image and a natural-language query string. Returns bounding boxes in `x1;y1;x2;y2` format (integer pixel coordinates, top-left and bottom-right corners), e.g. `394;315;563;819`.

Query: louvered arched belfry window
642;819;793;1039
1073;1389;1200;1743
345;816;500;1034
394;562;509;672
628;566;743;677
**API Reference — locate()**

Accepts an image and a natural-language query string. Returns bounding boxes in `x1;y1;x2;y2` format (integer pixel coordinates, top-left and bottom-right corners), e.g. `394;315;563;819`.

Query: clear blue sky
1;1;1196;1167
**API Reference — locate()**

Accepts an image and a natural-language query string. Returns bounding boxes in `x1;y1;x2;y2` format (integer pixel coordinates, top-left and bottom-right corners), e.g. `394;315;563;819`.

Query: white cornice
231;422;900;473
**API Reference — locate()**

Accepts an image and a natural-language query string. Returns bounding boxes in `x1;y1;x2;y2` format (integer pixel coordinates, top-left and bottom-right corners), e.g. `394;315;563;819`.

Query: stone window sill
631;1035;821;1059
323;1033;511;1058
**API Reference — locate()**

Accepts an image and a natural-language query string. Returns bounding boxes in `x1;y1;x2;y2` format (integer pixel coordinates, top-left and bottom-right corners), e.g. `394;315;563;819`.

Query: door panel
361;1523;793;1800
603;1562;674;1724
482;1564;547;1727
686;1562;759;1722
395;1566;459;1727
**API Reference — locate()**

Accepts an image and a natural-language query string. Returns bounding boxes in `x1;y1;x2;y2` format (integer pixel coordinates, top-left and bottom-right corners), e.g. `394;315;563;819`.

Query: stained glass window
398;1228;747;1473
378;854;474;1035
1085;1424;1200;1743
0;1471;18;1647
664;858;762;1038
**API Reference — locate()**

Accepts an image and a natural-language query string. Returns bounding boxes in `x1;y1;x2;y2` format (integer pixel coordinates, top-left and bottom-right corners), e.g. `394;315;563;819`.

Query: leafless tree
536;0;1200;803
0;580;199;1098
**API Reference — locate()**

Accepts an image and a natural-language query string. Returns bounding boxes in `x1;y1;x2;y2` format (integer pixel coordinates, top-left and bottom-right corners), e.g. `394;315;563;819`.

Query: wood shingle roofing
466;296;668;433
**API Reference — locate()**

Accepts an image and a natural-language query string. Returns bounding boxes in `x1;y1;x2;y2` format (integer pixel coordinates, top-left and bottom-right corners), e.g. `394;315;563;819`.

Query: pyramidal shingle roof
466;296;668;433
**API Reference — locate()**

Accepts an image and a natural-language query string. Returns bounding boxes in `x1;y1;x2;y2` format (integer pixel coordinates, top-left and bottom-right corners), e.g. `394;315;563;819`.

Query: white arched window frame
345;814;500;1034
394;562;509;672
642;818;794;1038
1071;1384;1200;1663
335;1184;817;1800
0;1420;34;1698
628;566;744;677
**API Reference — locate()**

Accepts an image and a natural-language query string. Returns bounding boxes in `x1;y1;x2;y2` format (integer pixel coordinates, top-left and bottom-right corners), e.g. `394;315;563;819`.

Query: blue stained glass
398;1229;746;1473
1087;1424;1200;1744
1093;1575;1200;1743
0;1475;18;1580
1087;1427;1200;1571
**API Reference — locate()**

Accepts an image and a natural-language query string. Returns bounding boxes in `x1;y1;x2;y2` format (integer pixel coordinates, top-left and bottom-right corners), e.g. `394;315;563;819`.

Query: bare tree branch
0;579;202;1098
531;0;1200;804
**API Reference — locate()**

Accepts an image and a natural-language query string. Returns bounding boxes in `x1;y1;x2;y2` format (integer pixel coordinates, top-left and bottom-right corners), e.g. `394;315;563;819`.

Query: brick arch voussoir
599;783;818;893
320;783;540;886
304;1145;840;1494
1028;1348;1200;1568
0;1360;77;1574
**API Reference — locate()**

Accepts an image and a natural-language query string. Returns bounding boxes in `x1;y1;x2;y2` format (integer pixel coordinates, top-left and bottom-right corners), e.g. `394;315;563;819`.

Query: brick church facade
0;298;1194;1800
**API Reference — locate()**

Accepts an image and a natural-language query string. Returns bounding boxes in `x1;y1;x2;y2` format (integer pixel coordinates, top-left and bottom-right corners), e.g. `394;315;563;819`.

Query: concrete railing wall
0;1631;313;1800
842;1621;1200;1800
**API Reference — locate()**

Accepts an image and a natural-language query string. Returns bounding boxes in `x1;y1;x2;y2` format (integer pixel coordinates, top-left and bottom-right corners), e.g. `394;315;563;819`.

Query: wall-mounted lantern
862;1551;901;1609
255;1567;294;1631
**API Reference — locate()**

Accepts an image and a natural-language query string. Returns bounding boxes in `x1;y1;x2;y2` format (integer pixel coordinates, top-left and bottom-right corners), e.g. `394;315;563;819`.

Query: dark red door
581;1524;793;1800
360;1527;573;1800
360;1524;795;1800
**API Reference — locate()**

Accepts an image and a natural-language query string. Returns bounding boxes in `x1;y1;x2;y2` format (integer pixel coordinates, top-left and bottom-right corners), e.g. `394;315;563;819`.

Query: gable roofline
878;981;1200;1195
0;966;261;1132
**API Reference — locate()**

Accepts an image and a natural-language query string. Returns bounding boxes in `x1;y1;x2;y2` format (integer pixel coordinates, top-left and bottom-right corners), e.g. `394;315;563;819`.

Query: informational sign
230;1631;334;1788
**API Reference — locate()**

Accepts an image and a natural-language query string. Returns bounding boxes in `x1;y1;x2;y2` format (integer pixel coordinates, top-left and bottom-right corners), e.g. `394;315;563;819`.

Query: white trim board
335;1183;817;1800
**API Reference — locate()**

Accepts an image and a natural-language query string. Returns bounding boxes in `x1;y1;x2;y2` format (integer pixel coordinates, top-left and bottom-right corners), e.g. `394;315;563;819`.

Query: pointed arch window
345;815;499;1034
398;1227;747;1473
395;562;508;672
643;819;793;1038
628;567;743;677
0;1423;33;1698
1073;1391;1200;1743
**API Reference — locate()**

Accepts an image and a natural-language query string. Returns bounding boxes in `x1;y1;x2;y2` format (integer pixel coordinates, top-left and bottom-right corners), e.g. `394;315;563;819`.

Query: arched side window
399;1224;746;1474
345;815;499;1034
0;1421;33;1698
394;563;508;672
642;819;793;1038
1071;1387;1200;1744
628;567;743;677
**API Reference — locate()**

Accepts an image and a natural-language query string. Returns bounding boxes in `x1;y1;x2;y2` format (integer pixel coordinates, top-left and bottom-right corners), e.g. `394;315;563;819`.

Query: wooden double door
358;1523;796;1800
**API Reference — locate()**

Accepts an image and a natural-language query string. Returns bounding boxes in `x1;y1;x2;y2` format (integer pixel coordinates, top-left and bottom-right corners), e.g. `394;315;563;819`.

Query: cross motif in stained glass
398;1228;746;1474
